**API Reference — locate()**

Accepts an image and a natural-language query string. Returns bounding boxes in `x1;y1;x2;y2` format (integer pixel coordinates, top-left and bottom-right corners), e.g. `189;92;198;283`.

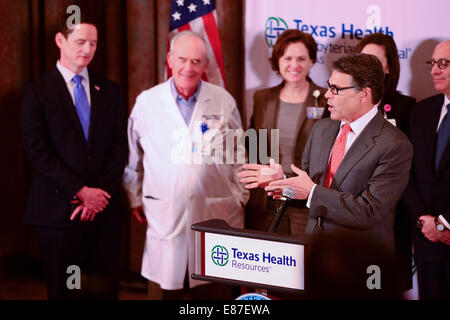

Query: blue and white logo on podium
211;245;229;266
204;233;305;290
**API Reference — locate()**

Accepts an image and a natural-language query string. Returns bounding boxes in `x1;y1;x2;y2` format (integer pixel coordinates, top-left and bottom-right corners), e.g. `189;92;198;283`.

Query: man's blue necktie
72;75;90;140
435;103;450;169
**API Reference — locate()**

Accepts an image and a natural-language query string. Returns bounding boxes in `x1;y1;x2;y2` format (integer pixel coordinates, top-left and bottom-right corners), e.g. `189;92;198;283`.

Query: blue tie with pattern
435;103;450;169
72;75;90;140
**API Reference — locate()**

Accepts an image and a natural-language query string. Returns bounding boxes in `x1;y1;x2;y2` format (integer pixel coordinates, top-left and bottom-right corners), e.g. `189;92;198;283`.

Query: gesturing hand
264;164;315;200
237;159;284;189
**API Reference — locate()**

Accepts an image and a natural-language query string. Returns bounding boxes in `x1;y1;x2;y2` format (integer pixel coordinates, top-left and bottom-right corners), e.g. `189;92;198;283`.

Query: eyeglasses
327;80;357;95
425;59;449;70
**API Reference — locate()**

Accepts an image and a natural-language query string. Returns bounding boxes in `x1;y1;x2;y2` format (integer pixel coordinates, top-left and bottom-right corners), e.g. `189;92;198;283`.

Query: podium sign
192;220;307;292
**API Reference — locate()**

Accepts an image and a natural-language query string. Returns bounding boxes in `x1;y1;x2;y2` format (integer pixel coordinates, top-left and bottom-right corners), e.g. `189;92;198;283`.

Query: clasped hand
70;186;111;222
419;215;450;245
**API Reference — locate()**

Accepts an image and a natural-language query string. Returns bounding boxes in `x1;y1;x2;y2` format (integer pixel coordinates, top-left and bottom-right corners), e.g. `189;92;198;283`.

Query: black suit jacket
21;67;128;228
403;94;450;260
380;92;415;290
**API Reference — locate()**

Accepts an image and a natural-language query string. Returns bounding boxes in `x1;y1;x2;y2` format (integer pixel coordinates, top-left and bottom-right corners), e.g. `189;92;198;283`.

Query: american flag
167;0;226;88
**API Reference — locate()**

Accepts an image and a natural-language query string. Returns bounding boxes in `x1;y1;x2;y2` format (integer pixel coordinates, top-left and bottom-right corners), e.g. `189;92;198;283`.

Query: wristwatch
435;217;445;232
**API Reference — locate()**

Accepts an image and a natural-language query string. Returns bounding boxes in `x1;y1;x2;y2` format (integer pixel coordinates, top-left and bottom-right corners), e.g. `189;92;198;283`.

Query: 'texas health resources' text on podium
191;219;311;294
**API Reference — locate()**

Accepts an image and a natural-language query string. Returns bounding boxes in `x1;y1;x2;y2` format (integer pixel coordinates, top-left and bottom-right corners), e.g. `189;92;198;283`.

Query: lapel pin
95;85;100;91
383;104;391;118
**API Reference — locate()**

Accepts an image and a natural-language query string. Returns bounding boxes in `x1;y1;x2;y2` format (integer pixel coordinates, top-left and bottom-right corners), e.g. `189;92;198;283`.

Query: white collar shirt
338;105;379;155
436;94;450;132
56;60;91;106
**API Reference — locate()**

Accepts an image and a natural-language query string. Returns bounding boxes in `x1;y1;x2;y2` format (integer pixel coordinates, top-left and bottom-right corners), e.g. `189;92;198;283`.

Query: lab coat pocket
143;197;179;240
200;129;225;160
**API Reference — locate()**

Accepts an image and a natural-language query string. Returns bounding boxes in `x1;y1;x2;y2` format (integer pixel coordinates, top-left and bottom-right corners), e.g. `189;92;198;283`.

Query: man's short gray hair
169;30;208;57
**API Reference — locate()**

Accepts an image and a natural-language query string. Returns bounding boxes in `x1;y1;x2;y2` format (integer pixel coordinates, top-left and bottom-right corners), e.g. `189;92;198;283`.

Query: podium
191;219;311;295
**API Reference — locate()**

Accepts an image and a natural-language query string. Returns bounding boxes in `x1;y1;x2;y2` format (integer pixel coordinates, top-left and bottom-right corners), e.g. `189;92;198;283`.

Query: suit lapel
424;97;443;178
51;68;87;142
294;82;323;165
437;142;450;175
265;84;283;149
318;120;340;185
330;112;383;189
160;79;188;128
433;95;449;176
88;71;103;148
192;81;209;120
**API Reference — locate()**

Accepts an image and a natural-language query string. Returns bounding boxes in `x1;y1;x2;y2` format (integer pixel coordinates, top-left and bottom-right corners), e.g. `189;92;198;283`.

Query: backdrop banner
244;0;450;127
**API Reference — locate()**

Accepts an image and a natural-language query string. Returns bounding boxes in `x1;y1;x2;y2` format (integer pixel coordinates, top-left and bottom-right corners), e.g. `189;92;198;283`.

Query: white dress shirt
436;94;450;133
56;61;91;106
436;95;450;132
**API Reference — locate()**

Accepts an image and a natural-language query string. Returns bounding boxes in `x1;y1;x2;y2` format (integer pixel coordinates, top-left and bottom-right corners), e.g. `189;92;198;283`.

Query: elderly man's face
167;34;208;98
431;41;450;96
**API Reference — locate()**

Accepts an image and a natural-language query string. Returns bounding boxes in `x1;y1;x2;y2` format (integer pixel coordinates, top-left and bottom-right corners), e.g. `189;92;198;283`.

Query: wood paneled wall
0;0;244;274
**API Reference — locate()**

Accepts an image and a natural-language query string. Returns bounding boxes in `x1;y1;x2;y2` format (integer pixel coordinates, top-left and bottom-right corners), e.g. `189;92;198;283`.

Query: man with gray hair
403;40;450;299
123;31;249;299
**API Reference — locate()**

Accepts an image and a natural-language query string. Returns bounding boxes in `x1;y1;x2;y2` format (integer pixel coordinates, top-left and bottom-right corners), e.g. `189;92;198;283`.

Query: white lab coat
123;79;249;289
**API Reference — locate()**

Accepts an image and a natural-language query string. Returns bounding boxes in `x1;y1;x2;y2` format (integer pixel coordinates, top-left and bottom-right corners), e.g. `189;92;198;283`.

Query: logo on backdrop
264;16;395;48
262;12;413;64
265;17;288;48
211;245;229;266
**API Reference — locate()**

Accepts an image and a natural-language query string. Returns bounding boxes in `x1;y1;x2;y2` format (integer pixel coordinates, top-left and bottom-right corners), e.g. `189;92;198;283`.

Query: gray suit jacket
302;111;413;252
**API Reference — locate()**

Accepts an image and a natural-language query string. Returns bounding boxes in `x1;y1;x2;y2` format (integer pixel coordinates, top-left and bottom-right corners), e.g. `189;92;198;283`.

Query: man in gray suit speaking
239;53;413;254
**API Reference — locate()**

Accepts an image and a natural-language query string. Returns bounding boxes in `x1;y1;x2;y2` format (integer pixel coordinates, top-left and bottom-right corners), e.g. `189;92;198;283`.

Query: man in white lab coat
123;31;249;299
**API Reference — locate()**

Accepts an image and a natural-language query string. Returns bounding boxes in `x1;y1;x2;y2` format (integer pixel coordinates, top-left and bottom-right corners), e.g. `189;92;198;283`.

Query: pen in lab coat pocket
144;195;160;200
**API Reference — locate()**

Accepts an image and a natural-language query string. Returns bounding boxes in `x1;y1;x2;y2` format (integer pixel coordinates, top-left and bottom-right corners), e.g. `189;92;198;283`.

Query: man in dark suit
403;40;450;300
241;54;412;261
20;17;128;299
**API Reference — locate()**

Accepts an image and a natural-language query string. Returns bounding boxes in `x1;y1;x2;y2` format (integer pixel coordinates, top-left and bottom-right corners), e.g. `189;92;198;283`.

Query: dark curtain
0;0;244;274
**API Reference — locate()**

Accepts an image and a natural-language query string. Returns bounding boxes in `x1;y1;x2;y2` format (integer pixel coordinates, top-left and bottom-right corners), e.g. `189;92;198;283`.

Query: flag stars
176;0;184;6
188;3;197;12
203;0;211;5
172;11;181;21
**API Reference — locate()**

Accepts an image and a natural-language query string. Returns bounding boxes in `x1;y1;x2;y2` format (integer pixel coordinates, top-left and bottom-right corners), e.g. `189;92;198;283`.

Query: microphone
313;205;327;233
266;187;295;233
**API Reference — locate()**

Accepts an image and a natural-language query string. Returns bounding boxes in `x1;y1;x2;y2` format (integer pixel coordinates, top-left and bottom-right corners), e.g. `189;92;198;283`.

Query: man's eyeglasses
327;80;357;95
425;59;449;70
